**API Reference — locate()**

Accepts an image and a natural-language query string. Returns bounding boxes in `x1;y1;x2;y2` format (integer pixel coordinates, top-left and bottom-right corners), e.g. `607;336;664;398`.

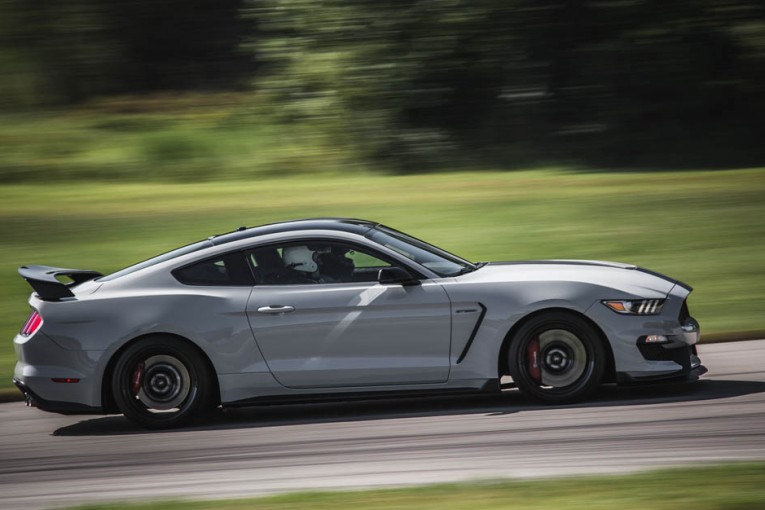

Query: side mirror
378;267;420;286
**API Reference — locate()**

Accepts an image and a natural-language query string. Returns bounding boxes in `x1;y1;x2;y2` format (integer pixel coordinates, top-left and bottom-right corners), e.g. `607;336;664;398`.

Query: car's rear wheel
112;336;213;429
508;312;605;403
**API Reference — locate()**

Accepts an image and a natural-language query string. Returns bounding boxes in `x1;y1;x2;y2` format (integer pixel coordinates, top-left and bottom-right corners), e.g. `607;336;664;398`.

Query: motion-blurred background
1;0;764;395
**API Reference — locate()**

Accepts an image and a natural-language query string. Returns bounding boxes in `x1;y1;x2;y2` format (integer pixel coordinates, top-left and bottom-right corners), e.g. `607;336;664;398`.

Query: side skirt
223;378;501;408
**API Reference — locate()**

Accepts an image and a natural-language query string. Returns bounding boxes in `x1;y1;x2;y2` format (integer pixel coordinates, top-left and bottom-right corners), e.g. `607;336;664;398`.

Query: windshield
368;225;476;277
98;240;213;281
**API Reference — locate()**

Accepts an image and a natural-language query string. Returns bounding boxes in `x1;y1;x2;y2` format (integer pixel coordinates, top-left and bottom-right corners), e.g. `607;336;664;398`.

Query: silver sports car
13;219;704;428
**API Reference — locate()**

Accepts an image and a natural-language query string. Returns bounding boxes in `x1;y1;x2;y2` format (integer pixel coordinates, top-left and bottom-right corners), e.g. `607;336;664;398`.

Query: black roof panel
208;218;378;246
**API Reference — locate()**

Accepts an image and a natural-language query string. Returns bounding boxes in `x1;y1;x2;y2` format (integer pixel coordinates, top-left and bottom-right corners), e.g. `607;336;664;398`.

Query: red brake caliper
131;361;145;396
527;338;541;382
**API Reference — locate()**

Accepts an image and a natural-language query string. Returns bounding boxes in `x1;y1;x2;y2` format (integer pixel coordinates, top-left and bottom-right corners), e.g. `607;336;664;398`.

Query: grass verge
0;95;356;184
2;168;764;391
65;463;765;510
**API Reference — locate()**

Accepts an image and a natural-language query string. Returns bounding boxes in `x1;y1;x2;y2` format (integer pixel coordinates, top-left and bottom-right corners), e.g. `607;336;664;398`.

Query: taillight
20;311;43;336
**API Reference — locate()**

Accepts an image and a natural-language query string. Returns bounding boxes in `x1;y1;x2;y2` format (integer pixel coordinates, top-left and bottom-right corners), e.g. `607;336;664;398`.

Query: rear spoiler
19;265;103;301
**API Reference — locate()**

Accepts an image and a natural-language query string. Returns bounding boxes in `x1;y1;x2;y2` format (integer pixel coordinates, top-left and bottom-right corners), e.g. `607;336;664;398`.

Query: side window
344;249;390;283
247;241;400;285
347;250;391;269
173;252;253;286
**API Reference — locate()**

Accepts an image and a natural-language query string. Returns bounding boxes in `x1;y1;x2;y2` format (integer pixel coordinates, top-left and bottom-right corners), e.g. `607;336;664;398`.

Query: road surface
1;340;764;509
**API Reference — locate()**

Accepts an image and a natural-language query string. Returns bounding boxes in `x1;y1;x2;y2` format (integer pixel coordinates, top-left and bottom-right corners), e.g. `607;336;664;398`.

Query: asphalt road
2;340;765;510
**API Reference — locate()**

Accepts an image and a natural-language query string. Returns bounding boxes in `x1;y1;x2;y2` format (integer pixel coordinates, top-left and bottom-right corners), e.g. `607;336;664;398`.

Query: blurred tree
0;0;255;107
107;0;255;93
249;0;527;169
530;0;765;166
1;0;763;168
250;0;765;169
0;0;120;105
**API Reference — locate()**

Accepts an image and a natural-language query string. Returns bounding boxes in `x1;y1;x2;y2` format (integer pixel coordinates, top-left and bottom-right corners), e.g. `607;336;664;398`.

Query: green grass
0;95;357;184
1;168;764;391
66;463;765;509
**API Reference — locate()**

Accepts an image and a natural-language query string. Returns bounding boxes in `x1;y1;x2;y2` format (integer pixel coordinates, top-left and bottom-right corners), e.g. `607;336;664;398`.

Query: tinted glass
174;252;253;286
367;226;475;277
247;241;398;285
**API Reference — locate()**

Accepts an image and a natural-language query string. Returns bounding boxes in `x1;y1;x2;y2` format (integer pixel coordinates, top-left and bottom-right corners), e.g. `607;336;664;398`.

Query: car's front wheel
508;312;606;403
112;336;213;429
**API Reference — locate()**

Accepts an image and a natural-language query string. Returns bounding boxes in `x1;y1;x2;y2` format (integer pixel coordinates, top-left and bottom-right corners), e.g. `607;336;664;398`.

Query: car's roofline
208;218;379;246
96;219;380;283
102;228;443;285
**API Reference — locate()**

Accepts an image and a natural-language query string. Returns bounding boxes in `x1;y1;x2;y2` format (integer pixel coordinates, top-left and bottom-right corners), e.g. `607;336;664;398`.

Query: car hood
455;260;681;298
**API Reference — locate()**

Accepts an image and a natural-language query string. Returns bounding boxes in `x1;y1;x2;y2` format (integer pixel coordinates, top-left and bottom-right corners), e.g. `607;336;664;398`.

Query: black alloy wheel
508;311;606;403
112;336;213;429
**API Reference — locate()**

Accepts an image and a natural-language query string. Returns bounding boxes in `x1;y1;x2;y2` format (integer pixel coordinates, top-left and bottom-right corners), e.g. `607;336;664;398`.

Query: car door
244;239;452;388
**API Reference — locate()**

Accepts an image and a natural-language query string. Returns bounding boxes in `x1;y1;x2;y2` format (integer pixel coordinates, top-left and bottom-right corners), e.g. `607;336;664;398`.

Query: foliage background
1;0;764;177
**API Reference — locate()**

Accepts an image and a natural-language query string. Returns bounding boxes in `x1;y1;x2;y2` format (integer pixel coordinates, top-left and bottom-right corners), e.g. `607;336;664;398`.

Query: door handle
257;305;296;314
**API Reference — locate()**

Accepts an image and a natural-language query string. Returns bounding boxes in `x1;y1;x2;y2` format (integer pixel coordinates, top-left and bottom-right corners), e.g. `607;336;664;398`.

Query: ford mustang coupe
13;219;704;428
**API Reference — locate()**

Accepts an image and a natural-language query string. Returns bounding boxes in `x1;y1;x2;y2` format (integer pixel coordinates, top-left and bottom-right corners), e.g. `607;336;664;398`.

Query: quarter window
173;252;253;286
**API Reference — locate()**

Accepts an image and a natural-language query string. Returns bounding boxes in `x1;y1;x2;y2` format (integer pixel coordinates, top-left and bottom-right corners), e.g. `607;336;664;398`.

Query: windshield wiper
451;262;488;276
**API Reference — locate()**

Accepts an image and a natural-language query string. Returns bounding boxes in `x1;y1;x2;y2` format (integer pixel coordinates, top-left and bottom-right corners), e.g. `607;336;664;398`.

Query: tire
112;336;213;429
508;312;606;403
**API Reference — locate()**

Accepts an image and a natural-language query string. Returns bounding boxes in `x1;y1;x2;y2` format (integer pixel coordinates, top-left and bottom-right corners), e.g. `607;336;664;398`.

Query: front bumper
616;343;707;383
617;363;708;384
587;281;706;383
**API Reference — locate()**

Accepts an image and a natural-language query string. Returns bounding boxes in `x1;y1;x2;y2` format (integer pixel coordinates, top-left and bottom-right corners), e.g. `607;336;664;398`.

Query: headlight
602;299;665;315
